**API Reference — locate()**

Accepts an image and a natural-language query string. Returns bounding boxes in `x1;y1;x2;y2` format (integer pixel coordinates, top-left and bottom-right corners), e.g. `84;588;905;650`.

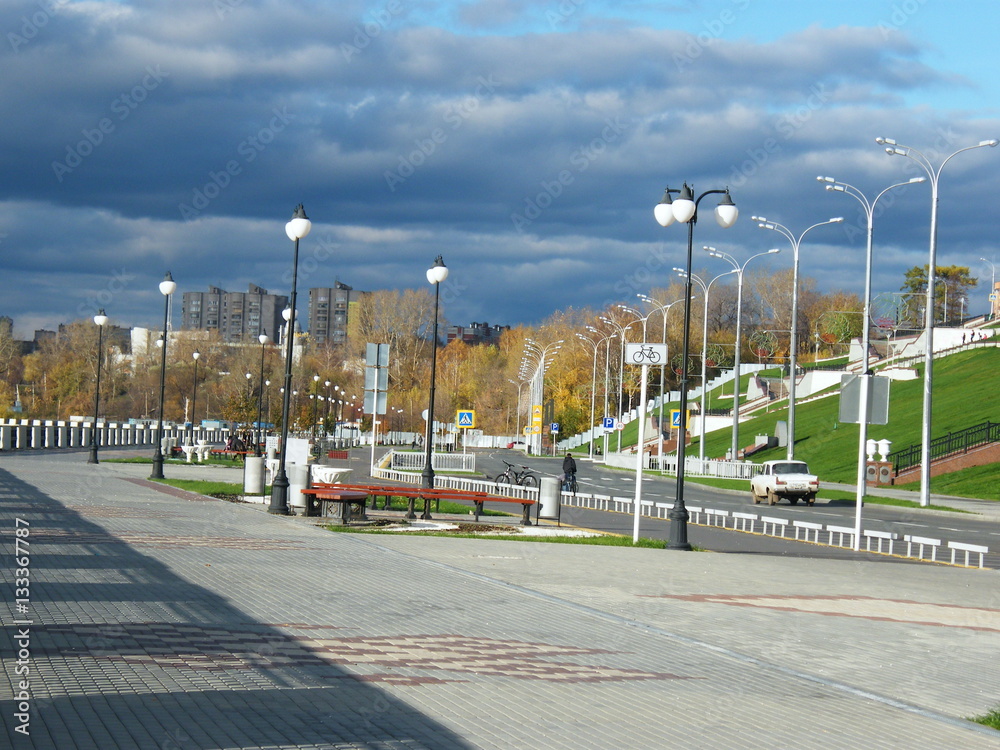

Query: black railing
889;421;1000;474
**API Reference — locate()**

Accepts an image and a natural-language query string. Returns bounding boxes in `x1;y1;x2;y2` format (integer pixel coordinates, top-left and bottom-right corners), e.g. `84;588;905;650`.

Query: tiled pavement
2;451;1000;749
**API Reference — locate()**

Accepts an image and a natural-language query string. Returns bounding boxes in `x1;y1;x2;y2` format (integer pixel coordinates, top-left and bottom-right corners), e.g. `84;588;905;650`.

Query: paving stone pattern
2;452;999;749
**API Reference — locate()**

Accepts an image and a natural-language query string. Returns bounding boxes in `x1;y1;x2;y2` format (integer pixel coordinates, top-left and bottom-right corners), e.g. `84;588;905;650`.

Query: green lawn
580;348;1000;498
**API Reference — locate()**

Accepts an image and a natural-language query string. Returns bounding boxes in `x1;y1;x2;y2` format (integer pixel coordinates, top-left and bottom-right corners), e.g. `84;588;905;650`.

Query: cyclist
561;452;578;492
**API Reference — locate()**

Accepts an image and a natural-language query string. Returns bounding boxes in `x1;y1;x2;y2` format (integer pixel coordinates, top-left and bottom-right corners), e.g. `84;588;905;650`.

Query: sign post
624;343;667;543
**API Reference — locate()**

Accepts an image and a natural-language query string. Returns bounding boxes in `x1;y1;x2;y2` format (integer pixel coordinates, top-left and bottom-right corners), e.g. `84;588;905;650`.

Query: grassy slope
579;348;999;495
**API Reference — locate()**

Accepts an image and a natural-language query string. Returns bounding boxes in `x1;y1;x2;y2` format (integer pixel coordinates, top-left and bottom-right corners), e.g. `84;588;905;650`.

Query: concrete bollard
244;456;265;495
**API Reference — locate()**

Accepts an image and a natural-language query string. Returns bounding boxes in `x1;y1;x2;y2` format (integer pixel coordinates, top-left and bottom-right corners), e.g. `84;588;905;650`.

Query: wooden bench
312;482;536;525
298;487;370;522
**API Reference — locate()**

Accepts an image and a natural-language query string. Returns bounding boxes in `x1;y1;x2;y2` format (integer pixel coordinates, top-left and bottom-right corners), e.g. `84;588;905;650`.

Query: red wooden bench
311;482;536;525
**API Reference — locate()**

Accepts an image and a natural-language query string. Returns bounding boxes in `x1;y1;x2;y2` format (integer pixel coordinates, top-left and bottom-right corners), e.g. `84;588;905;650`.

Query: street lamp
817;174;925;530
323;380;332;438
422;255;449;493
87;309;108;464
254;331;269;456
150;272;177;480
674;267;738;464
876;137;999;506
599;313;637;452
703;247;780;464
752;214;843;460
507;377;528;446
654;182;738;551
270;204;311;515
522;338;563;455
310;373;320;443
637;295;689;472
190;350;200;445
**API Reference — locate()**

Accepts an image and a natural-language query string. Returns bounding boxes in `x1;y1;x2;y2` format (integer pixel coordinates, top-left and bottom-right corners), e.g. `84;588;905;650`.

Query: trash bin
539;476;560;520
244;456;265;495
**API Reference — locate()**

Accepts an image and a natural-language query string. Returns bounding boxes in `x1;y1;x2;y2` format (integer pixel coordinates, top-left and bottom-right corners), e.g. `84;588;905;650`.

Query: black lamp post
654;184;737;550
150;272;177;480
270;204;311;515
190;350;200;445
87;309;108;464
255;331;268;456
421;255;449;492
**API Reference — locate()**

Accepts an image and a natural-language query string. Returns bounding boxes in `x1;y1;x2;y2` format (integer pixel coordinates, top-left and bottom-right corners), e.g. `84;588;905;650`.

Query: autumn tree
899;265;977;325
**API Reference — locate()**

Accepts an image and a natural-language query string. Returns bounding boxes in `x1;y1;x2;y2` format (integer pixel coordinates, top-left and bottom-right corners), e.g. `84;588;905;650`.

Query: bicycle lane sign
625;343;667;365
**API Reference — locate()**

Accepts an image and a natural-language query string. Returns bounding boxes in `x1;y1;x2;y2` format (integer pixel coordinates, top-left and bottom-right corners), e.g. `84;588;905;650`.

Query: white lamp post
817;174;925;537
703;247;780;463
752;215;843;459
673;267;738;464
654;183;738;551
637;295;686;473
190;350;200;445
875;136;998;507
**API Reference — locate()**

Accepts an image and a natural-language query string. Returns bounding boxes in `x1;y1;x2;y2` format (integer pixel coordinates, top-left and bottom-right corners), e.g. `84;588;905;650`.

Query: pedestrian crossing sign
457;410;476;428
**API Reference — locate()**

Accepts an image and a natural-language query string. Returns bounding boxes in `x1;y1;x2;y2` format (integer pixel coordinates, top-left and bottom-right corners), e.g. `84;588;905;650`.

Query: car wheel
767;490;778;506
751;491;760;505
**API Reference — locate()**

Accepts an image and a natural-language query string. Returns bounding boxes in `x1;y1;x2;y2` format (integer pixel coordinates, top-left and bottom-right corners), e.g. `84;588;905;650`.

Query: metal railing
889;421;1000;473
389;450;476;472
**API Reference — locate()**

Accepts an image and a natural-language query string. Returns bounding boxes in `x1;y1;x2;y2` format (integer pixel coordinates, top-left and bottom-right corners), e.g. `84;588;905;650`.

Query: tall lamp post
752;215;843;460
673;268;737;464
654;183;738;551
876;136;998;507
598;313;638;452
574;333;602;461
507;377;528;445
817;174;925;532
270;204;311;515
703;247;780;463
190;350;200;445
150;272;177;480
587;325;617;458
422;255;449;491
87;309;108;464
254;331;269;456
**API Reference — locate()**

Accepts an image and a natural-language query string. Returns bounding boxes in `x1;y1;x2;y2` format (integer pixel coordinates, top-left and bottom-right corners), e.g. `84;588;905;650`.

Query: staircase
890;421;1000;482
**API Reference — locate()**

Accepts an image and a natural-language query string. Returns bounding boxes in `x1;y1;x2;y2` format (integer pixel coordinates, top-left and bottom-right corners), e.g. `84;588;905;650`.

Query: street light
654;182;738;551
507;377;528;445
674;267;737;464
703;247;780;464
817;174;925;530
150;272;177;480
752;214;843;460
254;331;269;456
522;338;563;455
310;373;320;443
637;294;686;472
87;309;108;464
323;380;332;439
270;204;311;515
422;255;449;493
190;350;200;445
599;313;638;452
878;136;998;506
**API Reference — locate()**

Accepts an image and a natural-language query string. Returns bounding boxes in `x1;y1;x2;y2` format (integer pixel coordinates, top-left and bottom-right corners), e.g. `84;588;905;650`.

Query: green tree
900;265;976;325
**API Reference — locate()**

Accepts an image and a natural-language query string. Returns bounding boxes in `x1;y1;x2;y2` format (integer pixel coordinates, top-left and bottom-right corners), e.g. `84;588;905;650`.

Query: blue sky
1;0;999;338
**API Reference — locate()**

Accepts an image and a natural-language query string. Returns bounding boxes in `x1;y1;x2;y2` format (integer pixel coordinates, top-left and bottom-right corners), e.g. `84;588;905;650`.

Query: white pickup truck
750;460;819;506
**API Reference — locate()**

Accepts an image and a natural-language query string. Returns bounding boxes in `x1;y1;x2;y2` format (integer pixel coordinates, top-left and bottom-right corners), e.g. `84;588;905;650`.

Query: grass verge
152;478;269;498
323;523;668;547
969;708;1000;730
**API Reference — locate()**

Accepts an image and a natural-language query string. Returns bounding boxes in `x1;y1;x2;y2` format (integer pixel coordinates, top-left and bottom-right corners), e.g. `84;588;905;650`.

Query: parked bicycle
494;460;538;489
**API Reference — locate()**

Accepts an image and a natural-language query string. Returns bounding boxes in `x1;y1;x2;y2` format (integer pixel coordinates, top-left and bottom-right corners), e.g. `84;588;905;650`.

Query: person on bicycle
562;452;577;491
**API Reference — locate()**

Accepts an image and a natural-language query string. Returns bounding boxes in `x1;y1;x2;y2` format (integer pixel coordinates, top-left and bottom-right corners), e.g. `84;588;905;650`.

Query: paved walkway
2;451;1000;749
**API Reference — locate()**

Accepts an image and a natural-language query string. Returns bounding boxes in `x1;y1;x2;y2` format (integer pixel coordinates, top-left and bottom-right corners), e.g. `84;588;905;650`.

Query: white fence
603;451;761;480
0;419;230;452
388;450;476;473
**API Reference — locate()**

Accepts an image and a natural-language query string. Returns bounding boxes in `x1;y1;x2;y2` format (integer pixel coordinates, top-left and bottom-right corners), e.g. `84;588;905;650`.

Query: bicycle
494;460;538;489
636;344;661;363
561;473;579;494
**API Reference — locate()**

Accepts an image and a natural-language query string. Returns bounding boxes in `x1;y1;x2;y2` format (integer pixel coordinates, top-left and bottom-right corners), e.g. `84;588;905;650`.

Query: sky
2;0;1000;339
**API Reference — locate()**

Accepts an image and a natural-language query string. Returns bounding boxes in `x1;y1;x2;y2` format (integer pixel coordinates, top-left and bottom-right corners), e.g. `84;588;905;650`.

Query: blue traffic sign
602;417;615;430
550;422;560;433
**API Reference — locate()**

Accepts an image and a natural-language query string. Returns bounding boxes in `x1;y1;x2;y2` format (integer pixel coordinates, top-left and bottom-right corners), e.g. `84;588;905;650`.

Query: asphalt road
475;449;1000;567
